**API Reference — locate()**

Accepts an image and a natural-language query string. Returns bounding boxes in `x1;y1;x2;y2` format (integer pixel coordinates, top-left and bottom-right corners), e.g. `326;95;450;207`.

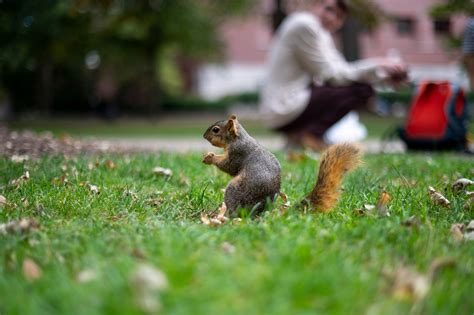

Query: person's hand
378;59;409;88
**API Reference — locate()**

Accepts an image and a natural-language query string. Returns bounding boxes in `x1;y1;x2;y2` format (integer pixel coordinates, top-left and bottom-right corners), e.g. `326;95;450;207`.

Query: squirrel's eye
212;126;220;133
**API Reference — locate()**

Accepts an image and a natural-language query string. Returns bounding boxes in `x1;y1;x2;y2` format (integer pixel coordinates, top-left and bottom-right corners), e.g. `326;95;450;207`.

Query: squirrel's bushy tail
304;143;361;213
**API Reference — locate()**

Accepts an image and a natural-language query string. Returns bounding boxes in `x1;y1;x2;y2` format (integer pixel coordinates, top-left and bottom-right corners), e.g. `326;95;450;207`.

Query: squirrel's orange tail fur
304;143;361;213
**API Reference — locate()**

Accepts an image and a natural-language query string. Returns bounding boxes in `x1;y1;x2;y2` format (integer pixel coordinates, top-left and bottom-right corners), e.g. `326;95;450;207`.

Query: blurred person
462;17;474;91
259;0;407;150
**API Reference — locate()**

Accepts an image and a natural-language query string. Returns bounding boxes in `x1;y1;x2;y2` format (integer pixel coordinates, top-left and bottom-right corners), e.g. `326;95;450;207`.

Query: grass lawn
0;152;473;315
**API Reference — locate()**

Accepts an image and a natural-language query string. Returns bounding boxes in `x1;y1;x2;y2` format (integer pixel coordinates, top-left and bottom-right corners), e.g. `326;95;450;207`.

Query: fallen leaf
279;192;291;209
9;171;30;188
450;223;464;242
104;159;116;170
401;215;421;228
76;269;98;283
428;186;450;207
0;195;7;206
179;173;190;186
11;155;29;163
146;198;164;207
465;220;474;241
354;208;368;216
364;204;375;212
221;242;236;254
87;184;100;194
464;193;474;210
131;264;168;313
124;189;138;200
466;220;474;232
452;178;474;193
376;191;391;217
23;259;42;281
152;167;172;177
0;218;40;235
131;248;146;260
385;266;430;301
21;197;29;207
131;264;168;292
450;221;474;242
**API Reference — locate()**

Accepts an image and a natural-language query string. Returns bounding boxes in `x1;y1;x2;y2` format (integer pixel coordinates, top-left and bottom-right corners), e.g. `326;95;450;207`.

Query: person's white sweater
259;12;382;128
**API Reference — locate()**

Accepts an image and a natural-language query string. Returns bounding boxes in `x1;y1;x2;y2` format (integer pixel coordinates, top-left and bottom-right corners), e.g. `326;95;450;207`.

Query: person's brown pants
276;83;375;138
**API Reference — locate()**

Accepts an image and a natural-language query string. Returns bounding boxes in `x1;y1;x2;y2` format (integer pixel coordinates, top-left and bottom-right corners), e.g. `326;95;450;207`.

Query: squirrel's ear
226;115;238;137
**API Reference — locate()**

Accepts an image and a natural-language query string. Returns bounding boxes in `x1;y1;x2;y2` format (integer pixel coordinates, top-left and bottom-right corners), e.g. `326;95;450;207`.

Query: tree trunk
340;17;361;62
36;58;53;116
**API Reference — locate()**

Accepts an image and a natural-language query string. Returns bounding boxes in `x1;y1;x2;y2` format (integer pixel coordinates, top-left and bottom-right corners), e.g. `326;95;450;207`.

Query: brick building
197;0;469;100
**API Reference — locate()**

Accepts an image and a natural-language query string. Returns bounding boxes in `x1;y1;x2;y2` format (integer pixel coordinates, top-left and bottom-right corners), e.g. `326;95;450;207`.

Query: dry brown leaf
0;218;40;235
221;242;236;254
428;186;450;207
353;208;368;216
464;194;474;210
376;191;391;217
52;175;69;186
452;178;474;193
385;266;430;301
146;198;164;207
87;184;100;194
0;195;7;206
9;171;30;188
76;269;98;283
124;189;138;200
450;223;465;242
131;264;168;313
104;159;117;170
21;197;29;207
23;258;42;281
465;220;474;241
179;173;190;186
450;221;474;242
401;215;421;228
279;192;291;209
152;166;172;177
131;264;168;292
11;155;29;163
364;204;375;212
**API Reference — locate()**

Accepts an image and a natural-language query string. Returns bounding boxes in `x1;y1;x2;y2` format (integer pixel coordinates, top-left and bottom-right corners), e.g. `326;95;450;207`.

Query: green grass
0;152;473;315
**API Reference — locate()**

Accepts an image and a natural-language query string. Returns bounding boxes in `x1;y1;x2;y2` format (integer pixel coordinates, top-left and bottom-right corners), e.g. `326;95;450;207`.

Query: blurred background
0;0;473;141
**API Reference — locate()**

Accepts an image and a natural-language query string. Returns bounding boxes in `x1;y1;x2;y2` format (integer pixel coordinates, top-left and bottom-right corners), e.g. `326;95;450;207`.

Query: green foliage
430;0;474;18
347;0;386;31
0;153;473;314
429;0;474;50
0;0;255;111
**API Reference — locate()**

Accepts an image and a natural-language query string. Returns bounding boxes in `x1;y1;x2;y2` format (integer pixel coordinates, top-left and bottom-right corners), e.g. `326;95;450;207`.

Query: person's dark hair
336;0;349;14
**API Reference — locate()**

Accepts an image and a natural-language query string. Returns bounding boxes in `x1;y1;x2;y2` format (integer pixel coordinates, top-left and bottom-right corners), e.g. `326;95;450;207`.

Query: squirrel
202;114;361;216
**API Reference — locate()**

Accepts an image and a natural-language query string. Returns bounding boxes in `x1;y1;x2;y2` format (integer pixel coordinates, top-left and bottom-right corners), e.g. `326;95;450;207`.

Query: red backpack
398;81;469;151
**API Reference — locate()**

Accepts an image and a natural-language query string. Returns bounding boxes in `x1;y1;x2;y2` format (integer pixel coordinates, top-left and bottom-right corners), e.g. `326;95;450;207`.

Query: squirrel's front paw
202;152;215;164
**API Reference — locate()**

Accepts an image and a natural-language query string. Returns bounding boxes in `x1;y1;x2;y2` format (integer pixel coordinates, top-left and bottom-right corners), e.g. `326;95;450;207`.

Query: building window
433;18;451;35
395;17;415;36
